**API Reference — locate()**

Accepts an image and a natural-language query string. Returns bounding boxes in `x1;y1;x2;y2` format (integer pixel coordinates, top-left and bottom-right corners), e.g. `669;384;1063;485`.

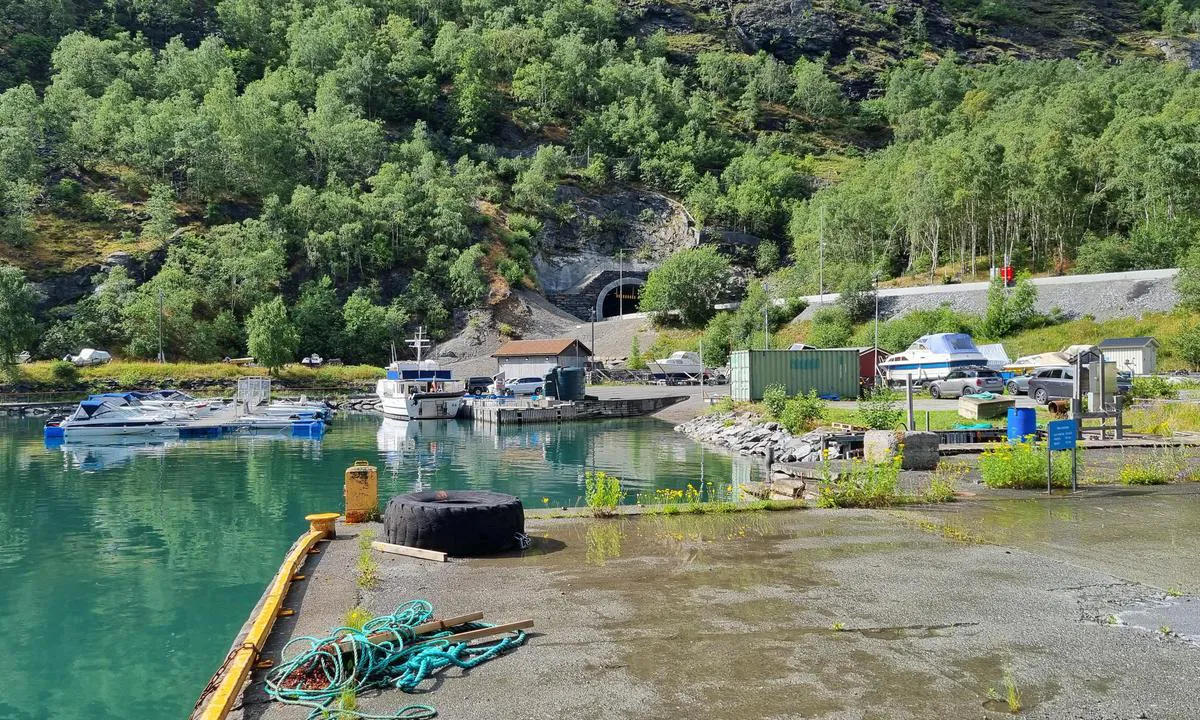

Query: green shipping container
730;349;860;402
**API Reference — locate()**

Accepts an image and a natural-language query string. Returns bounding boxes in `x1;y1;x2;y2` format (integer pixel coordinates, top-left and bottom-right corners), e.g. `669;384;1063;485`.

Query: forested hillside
1;0;1199;365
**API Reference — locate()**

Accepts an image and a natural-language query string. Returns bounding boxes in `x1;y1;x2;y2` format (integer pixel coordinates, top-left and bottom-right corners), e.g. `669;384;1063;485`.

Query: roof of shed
493;339;592;357
1097;337;1159;348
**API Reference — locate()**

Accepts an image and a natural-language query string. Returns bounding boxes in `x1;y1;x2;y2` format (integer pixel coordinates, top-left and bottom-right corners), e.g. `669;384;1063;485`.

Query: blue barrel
1007;407;1036;443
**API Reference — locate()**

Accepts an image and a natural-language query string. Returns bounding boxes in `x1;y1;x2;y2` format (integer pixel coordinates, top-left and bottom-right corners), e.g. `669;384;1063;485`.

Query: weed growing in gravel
1159;625;1172;635
1118;447;1198;485
1003;670;1022;713
356;530;379;589
1167;588;1183;597
831;622;846;631
979;440;1075;489
343;606;373;631
817;452;903;508
924;462;968;502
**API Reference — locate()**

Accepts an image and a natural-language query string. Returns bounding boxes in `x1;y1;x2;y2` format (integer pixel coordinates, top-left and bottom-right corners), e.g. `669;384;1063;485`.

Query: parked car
928;366;1005;399
1027;367;1075;404
466;376;494;395
505;377;545;396
1004;368;1054;396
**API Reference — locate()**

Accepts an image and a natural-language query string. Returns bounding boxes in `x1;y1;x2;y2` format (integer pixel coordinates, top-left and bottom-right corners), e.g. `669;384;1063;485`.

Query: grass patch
1126;402;1200;436
343;606;373;631
10;360;384;391
816;454;903;508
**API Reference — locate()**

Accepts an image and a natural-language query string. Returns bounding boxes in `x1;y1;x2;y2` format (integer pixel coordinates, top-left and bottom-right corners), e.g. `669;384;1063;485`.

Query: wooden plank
337;612;487;654
371;540;447;562
422;619;534;646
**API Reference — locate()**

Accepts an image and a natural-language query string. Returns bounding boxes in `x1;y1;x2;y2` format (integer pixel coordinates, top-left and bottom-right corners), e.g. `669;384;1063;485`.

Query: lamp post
762;282;770;350
617;249;624;318
590;307;596;369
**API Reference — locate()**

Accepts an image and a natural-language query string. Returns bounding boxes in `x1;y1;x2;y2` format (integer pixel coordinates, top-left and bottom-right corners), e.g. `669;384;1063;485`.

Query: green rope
264;599;527;719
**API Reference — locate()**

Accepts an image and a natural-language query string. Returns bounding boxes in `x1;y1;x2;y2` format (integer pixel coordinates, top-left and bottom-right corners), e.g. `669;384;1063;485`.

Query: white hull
379;394;464;420
647;361;704;377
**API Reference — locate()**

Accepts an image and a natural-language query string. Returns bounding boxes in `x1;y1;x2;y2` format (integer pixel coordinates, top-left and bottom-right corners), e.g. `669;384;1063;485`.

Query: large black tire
1006;381;1019;395
929;384;941;399
383;491;524;556
1034;388;1048;405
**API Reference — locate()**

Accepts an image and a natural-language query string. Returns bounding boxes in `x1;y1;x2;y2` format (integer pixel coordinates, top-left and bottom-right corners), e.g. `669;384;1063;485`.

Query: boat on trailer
878;333;990;385
647;351;704;382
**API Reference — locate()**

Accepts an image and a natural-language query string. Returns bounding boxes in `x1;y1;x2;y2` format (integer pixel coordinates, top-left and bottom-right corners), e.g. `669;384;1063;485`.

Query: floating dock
460;395;687;425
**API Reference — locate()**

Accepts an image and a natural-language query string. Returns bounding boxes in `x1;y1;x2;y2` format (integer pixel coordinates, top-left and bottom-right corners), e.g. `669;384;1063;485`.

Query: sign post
1046;419;1079;493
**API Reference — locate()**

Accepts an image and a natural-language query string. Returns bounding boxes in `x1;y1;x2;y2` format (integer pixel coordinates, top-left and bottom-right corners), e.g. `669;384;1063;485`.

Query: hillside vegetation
0;0;1198;367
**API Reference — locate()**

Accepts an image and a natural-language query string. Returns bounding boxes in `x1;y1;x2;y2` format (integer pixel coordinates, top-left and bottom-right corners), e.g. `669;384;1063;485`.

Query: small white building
1097;337;1159;375
493;339;591;380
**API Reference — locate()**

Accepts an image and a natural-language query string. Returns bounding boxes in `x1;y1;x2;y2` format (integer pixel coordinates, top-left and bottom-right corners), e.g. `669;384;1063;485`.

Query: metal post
762;282;770;351
925;410;930;431
905;376;914;431
1115;395;1124;440
1071;444;1078;493
618;249;624;318
1047;441;1052;494
156;287;165;363
590;307;596;369
873;273;880;351
818;205;825;301
699;337;705;402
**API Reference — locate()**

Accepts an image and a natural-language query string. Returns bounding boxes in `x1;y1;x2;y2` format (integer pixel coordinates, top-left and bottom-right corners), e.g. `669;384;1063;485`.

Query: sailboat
375;327;466;420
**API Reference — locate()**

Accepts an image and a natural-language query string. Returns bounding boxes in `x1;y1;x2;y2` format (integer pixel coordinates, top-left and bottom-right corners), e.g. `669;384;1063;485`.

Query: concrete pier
461;395;687;425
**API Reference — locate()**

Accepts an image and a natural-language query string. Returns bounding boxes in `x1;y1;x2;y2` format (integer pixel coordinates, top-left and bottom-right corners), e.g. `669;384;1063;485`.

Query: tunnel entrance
597;280;643;319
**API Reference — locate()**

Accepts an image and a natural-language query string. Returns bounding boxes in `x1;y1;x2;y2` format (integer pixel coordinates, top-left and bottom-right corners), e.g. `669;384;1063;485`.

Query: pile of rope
264;599;527;719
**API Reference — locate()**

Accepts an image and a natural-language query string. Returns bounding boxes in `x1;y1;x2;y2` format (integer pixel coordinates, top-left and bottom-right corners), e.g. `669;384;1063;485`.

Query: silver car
929;367;1005;399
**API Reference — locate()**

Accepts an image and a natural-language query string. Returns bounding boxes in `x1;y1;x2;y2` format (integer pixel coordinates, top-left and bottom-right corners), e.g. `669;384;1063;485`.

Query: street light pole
618;249;624;318
156;287;165;363
590;307;596;367
763;282;770;351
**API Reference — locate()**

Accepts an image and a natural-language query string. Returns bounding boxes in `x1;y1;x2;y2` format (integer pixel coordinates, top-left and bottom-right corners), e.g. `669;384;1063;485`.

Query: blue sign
1047;419;1077;451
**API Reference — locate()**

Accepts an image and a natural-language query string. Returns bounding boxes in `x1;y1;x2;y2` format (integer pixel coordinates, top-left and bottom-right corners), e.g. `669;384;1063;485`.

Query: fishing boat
47;397;180;439
375;329;465;420
878;333;989;384
647;351;704;381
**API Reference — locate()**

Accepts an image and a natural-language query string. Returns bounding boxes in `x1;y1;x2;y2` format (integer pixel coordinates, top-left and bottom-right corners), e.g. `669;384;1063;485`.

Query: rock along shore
674;412;839;463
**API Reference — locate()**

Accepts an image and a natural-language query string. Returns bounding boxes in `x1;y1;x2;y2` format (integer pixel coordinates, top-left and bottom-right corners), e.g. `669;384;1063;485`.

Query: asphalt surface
234;487;1200;720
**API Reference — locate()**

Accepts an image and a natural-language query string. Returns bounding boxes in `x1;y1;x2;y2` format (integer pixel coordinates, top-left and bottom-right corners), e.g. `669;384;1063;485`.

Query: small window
1046;370;1062;379
946;371;962;379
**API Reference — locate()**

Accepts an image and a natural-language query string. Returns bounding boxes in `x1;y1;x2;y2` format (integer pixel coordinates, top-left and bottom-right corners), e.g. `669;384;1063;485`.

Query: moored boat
375;329;465;420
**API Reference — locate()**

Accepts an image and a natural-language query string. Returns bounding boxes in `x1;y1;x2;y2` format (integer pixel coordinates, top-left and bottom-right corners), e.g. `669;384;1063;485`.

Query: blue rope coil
264;600;527;719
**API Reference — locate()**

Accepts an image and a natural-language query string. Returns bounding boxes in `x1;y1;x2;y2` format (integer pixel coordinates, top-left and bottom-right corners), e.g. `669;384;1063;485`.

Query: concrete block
863;430;940;470
957;395;1015;420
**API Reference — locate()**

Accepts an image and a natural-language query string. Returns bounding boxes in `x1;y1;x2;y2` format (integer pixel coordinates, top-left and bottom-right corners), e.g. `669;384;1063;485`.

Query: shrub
1130;376;1177;399
857;385;904;429
50;360;79;386
978;440;1076;489
627;337;646;370
808;306;853;348
924;462;967;502
584;470;624;516
763;383;788;418
779;390;827;434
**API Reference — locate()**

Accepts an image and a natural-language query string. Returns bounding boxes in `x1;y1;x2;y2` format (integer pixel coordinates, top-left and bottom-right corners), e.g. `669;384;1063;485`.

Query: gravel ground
234;488;1200;720
798;273;1179;322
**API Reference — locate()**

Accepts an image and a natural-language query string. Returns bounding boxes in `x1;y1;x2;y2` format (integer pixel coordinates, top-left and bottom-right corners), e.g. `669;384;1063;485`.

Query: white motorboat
50;397;180;438
135;390;228;415
647;351;704;380
375;329;465;420
878;333;990;384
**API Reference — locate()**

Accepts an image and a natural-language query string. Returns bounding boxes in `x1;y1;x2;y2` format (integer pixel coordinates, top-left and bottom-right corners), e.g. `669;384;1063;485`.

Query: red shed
851;347;891;392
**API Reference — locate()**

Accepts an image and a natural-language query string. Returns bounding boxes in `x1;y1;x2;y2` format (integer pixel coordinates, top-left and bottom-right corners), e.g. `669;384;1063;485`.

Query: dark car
466;376;493;395
929;366;1005;399
1027;367;1076;404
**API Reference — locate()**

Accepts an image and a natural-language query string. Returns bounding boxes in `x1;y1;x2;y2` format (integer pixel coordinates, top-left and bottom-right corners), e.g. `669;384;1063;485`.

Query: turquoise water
0;414;758;719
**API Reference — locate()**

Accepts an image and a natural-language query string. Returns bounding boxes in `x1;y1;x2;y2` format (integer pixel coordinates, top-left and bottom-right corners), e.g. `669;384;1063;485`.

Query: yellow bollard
306;512;340;537
344;460;378;523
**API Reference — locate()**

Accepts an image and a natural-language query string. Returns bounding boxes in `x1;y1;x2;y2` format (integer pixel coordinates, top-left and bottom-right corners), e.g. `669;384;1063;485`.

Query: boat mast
406;326;431;363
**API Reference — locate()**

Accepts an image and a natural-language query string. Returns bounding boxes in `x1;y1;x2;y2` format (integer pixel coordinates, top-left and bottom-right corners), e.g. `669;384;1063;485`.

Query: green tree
246;296;298;372
837;265;877;324
640;246;731;327
808;306;853;348
449;244;489;306
791;58;844;121
979;276;1039;338
0;265;38;366
294;276;343;359
142;184;177;241
1176;247;1200;311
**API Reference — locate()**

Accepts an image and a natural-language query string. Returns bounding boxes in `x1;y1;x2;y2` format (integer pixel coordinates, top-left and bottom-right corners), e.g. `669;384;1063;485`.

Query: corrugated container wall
730;349;860;402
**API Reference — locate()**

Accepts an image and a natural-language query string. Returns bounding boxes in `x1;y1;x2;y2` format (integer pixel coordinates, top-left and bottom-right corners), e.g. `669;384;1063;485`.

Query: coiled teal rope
264;599;527;719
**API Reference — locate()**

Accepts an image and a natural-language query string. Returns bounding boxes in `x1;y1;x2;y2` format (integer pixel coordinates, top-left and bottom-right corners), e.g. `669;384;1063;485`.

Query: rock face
863;430;940;471
675;412;840;463
1150;37;1200;70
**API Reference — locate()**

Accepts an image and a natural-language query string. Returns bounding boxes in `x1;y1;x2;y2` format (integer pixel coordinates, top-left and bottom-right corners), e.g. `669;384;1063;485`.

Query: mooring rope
264;599;527;719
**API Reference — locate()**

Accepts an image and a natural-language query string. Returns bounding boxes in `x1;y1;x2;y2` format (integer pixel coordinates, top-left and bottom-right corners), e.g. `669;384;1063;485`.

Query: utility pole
590;307;596;369
873;273;880;352
762;282;770;350
156;287;165;363
818;205;825;302
618;249;624;318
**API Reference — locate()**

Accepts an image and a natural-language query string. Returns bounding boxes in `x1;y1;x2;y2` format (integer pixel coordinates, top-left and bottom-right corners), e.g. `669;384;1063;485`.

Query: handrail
192;521;331;719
